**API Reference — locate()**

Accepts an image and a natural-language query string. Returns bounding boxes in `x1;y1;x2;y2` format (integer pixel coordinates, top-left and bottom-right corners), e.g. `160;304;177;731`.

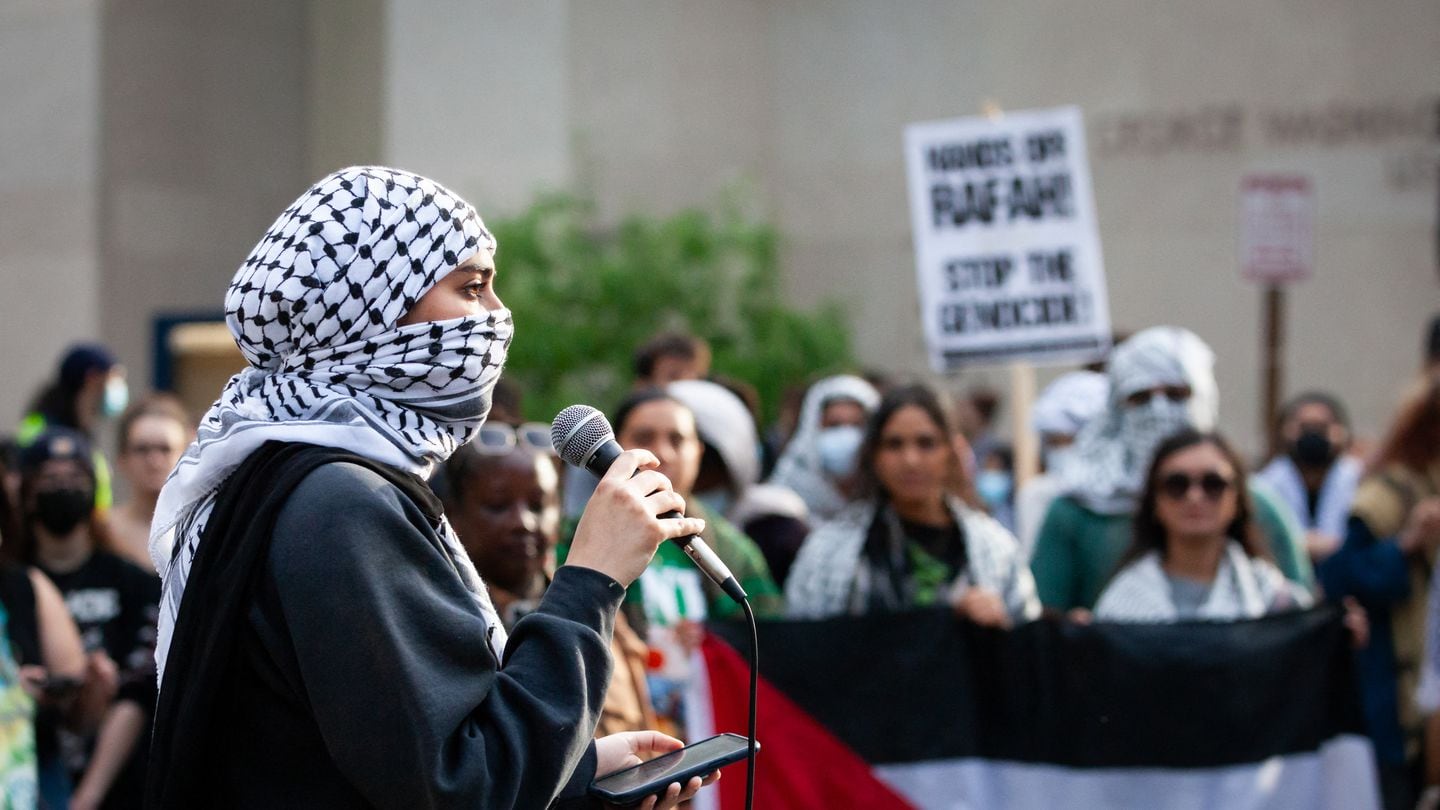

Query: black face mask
1290;428;1336;468
32;488;95;536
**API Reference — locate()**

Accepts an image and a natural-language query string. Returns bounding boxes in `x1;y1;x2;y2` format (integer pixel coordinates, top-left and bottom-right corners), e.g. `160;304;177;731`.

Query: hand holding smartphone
39;674;83;700
589;733;755;806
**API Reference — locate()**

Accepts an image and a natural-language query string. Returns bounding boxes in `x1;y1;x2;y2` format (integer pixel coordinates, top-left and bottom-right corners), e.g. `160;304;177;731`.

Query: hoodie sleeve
268;462;622;809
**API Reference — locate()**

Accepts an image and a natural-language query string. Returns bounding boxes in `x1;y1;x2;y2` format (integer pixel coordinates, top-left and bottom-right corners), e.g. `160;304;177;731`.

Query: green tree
490;194;853;427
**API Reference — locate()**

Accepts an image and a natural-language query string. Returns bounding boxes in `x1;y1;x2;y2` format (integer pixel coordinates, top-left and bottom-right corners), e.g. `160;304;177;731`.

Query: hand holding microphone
553;405;748;602
564;446;705;587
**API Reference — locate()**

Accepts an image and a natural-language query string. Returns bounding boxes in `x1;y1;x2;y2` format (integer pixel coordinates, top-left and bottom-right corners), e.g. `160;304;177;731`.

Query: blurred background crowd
1;2;1437;808
3;318;1440;807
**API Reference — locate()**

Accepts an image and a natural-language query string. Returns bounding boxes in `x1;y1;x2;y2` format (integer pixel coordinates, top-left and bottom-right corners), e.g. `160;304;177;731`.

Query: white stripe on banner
684;647;720;810
873;734;1379;810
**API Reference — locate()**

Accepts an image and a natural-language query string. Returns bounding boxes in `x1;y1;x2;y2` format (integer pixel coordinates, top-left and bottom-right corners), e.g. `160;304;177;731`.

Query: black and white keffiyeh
1093;542;1311;622
150;166;513;681
785;497;1041;622
1055;326;1219;515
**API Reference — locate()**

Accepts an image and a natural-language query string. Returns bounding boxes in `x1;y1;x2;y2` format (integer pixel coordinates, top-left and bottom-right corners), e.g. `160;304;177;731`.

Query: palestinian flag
688;607;1378;809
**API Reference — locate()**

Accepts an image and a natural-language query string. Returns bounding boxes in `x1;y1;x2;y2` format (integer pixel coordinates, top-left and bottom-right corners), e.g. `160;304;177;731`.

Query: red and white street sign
1240;174;1314;284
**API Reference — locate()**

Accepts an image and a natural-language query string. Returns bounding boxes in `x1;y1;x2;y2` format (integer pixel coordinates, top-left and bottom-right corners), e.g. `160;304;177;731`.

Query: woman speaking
145;167;712;809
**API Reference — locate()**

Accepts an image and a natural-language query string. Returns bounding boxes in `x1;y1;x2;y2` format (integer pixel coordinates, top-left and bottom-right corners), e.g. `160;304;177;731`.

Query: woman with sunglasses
1030;327;1312;615
1095;430;1314;620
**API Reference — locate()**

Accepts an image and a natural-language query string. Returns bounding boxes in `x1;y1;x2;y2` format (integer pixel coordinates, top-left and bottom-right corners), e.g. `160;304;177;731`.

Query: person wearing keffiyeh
1094;430;1313;622
1028;326;1313;613
144;166;714;810
785;384;1039;624
767;375;881;524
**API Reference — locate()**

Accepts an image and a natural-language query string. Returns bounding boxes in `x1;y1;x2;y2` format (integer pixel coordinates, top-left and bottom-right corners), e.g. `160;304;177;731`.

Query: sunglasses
474;422;554;455
1125;385;1192;408
1157;471;1232;501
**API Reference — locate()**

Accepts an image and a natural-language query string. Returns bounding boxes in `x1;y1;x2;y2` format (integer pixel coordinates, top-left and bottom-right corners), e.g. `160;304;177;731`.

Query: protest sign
904;106;1112;370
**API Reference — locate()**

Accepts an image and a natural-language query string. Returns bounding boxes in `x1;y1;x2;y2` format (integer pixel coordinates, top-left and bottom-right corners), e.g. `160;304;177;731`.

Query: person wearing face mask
9;428;159;810
0;447;88;809
974;447;1016;533
18;345;130;512
1256;392;1362;564
768;375;881;524
1013;371;1109;562
144;168;717;810
1029;327;1311;615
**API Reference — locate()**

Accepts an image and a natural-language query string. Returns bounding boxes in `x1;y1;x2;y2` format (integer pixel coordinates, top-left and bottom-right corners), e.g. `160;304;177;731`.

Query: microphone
551;404;748;604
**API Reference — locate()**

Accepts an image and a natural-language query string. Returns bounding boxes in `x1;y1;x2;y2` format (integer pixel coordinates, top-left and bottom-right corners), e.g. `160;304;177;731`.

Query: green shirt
1030;482;1312;611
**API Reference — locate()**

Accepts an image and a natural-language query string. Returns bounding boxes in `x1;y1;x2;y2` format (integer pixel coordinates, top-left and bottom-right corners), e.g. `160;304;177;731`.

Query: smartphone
39;675;82;700
589;732;756;806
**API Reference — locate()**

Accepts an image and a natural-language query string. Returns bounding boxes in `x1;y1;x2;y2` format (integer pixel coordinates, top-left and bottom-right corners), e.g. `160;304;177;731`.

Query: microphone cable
740;597;758;810
548;405;759;807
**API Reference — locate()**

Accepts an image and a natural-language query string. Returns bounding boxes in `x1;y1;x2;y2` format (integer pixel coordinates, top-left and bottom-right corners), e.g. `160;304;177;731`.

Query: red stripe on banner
701;634;915;810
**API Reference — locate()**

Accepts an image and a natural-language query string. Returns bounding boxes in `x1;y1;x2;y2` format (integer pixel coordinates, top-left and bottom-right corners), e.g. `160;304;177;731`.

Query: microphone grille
551;404;614;468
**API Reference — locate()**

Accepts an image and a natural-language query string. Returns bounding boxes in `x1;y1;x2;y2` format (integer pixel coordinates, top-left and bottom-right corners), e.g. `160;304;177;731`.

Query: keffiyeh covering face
768;375;881;523
150;166;513;680
1056;327;1218;514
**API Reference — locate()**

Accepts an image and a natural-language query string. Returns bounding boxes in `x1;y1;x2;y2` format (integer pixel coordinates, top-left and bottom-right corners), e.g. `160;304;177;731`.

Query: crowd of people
0;345;186;808
0;166;1435;809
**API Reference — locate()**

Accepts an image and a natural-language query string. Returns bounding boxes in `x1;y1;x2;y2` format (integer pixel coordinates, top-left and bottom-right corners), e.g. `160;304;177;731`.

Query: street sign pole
1262;285;1284;458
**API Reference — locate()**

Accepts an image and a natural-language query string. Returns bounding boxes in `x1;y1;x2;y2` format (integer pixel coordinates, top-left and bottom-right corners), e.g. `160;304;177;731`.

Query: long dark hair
856;383;977;508
1118;429;1264;570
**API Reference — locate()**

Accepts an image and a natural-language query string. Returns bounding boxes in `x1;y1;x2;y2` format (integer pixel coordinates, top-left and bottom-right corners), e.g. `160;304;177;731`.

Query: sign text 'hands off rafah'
927;130;1075;228
905;107;1112;371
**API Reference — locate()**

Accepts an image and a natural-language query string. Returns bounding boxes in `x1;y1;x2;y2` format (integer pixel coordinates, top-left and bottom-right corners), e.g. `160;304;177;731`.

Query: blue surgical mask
815;425;864;479
102;377;129;418
975;469;1013;506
